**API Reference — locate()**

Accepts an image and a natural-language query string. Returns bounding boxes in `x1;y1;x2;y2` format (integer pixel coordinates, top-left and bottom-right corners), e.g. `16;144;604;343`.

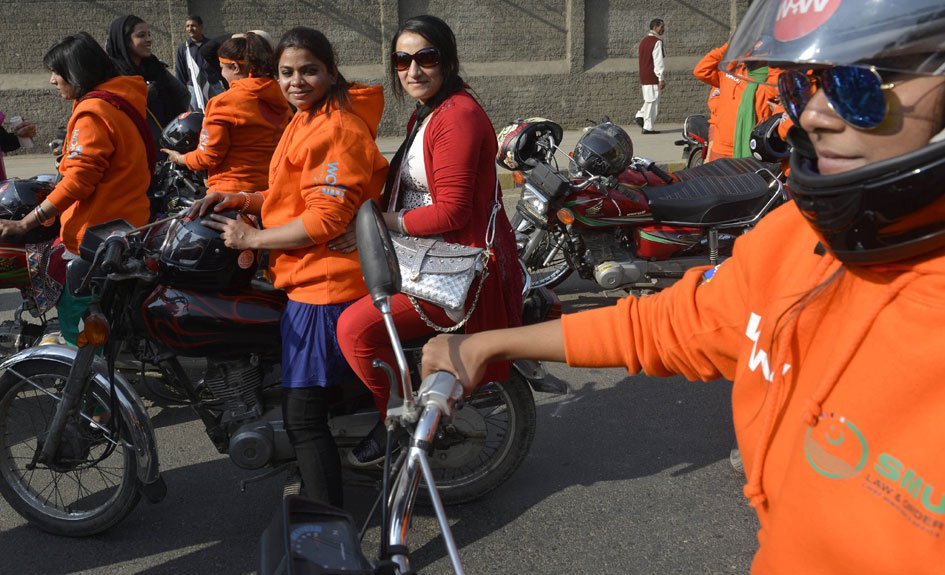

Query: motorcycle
0;208;565;536
675;113;709;169
500;118;785;293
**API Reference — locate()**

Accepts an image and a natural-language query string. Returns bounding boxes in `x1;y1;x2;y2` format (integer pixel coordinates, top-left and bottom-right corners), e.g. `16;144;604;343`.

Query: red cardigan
396;89;523;350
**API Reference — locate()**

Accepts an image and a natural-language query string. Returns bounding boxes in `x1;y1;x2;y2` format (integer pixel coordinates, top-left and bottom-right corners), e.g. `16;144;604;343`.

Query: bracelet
35;204;56;227
240;192;252;213
398;209;409;235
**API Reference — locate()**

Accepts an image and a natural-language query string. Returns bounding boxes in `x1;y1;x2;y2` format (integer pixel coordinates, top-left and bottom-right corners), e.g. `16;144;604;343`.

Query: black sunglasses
778;66;897;130
391;47;441;72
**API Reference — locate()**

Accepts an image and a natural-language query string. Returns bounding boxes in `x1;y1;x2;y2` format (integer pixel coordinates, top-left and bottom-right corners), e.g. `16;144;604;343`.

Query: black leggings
282;387;343;507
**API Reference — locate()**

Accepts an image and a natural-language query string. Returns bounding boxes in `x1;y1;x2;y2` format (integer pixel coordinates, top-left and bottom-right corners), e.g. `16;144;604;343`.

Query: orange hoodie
562;203;945;574
694;43;779;161
261;84;388;304
48;75;151;253
182;77;291;192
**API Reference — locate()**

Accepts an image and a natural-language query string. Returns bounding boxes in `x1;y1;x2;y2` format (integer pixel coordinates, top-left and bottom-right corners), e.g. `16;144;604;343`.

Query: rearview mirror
356;200;401;305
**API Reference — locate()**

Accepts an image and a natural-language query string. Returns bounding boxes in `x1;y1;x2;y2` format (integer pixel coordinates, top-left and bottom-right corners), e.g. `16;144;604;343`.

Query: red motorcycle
498;119;785;291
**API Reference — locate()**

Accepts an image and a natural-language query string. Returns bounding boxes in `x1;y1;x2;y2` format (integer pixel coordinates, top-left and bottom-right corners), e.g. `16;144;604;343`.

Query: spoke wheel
424;374;536;505
0;359;140;536
521;229;572;289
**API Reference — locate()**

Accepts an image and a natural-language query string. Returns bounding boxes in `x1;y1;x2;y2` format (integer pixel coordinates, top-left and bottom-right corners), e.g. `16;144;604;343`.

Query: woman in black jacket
105;15;190;150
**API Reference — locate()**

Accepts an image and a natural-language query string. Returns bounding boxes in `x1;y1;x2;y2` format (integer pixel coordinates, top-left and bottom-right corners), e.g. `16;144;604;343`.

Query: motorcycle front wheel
520;227;572;289
0;359;141;536
424;373;536;505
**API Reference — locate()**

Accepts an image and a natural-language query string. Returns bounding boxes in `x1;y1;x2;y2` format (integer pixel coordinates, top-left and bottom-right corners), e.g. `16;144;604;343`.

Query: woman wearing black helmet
422;1;945;571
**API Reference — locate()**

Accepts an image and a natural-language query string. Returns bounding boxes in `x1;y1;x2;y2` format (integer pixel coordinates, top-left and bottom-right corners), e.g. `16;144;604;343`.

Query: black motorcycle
0;210;564;536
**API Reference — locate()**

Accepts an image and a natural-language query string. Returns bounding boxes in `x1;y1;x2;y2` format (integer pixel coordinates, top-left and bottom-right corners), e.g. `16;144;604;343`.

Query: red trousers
337;293;454;419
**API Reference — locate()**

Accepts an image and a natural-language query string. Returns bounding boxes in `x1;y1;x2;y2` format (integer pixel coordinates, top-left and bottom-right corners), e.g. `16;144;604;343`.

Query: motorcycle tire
687;146;705;169
0;359;141;536
423;373;536;506
520;228;572;289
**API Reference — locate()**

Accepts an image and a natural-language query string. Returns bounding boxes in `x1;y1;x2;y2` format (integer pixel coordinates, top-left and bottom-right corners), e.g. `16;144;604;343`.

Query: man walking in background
634;18;666;134
175;15;225;112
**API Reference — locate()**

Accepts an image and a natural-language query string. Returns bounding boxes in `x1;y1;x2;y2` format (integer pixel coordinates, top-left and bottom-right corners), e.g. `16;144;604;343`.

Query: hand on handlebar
187;191;244;220
421;334;486;396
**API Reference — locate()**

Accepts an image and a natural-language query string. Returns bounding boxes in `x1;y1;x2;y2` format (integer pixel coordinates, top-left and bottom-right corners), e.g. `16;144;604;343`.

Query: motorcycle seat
647;171;774;225
672;157;778;181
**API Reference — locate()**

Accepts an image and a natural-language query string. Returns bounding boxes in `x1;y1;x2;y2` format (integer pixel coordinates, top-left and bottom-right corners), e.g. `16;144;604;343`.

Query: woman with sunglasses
335;15;523;467
161;32;292;194
195;26;388;507
422;1;945;571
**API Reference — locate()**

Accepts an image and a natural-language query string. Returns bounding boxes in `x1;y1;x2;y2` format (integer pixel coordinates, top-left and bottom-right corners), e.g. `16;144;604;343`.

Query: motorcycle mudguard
0;344;164;501
512;359;568;395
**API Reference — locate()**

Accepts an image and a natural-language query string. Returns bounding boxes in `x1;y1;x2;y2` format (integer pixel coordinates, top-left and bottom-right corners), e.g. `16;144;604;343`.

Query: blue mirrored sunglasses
778;66;897;130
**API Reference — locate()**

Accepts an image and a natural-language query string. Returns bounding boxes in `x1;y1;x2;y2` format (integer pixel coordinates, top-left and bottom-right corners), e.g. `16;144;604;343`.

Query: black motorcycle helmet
496;117;564;171
571;121;633;177
749;114;790;163
159;211;258;291
723;0;945;264
160;111;205;153
0;178;60;243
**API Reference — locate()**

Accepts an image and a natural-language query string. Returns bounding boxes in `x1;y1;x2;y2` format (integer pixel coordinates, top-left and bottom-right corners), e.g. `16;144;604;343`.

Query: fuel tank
140;284;286;357
563;178;653;228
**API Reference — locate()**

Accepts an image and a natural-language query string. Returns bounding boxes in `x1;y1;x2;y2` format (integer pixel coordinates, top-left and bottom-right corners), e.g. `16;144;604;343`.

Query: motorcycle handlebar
100;236;127;274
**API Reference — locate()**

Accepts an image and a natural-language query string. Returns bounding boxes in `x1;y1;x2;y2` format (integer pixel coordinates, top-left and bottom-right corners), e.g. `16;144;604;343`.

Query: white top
399;118;432;210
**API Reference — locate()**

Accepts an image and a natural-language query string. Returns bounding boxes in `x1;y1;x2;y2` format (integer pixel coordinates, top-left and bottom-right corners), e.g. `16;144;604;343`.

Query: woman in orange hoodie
161;32;292;193
0;32;151;345
421;2;945;572
195;27;387;507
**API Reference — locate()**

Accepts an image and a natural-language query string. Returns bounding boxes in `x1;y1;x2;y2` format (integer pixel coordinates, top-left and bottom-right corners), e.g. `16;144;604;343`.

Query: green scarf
733;66;769;158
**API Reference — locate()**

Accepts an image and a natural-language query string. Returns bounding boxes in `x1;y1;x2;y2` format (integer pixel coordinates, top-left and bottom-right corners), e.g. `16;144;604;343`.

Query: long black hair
43;32;118;99
388;15;461;101
274;27;350;116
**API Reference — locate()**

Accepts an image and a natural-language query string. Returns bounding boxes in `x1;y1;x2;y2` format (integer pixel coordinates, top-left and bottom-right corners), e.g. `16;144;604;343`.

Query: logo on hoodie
317;161;347;199
804;413;945;536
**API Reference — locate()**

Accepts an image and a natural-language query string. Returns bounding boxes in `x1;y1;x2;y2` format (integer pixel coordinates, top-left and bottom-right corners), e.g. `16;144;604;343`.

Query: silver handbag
391;234;489;332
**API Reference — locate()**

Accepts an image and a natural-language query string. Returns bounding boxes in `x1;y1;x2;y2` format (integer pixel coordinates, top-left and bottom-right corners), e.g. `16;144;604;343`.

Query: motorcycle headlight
516;183;550;226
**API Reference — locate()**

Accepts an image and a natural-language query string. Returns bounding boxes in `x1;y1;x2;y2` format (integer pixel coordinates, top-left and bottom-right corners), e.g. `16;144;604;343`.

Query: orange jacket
261;84;388;304
183;77;291;192
694;43;780;160
48;75;151;253
561;203;945;574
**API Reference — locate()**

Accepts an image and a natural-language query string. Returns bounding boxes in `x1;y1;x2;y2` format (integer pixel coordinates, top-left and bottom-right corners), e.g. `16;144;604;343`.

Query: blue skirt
280;299;356;388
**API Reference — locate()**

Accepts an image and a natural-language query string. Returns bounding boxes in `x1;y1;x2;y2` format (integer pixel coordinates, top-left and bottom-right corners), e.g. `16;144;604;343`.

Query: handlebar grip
100;237;126;274
648;162;674;184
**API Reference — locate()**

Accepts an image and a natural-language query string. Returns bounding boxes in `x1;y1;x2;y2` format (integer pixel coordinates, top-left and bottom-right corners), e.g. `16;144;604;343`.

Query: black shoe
642;129;661;134
348;421;387;468
634;117;644;128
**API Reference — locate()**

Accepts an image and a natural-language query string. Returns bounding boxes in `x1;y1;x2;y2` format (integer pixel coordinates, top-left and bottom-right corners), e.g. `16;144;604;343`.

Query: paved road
0;276;758;575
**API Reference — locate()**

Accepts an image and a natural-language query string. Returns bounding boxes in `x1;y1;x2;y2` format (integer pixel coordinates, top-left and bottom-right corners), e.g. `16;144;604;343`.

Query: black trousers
282;386;343;507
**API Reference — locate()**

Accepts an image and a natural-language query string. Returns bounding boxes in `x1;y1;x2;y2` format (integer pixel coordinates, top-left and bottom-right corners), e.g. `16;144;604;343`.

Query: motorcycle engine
202;358;265;423
581;231;645;289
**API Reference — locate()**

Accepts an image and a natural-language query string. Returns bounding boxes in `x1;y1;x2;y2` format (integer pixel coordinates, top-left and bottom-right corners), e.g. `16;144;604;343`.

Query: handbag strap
80;90;156;176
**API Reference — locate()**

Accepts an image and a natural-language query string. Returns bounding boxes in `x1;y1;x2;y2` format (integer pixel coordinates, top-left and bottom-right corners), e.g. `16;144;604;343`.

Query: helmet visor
722;0;945;76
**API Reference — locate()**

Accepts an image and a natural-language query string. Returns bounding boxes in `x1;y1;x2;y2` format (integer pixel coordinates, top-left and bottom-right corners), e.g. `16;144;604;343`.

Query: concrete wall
0;0;749;150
